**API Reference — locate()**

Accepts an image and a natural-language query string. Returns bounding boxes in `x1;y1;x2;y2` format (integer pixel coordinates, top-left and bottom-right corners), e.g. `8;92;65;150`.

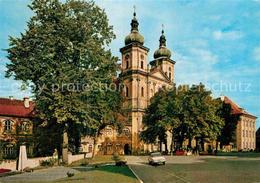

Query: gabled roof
149;67;171;83
0;98;35;118
222;96;257;119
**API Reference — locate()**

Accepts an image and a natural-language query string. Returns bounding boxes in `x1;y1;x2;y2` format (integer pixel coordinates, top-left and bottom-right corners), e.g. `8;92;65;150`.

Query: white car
148;152;166;165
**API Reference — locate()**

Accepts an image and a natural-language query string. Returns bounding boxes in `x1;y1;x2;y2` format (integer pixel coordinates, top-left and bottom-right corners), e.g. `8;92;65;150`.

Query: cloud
252;46;260;62
213;30;244;40
174;45;219;86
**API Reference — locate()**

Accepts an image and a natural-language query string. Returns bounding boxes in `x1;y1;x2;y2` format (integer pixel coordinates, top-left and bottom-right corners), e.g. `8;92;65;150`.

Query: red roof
222;96;256;118
0;98;35;118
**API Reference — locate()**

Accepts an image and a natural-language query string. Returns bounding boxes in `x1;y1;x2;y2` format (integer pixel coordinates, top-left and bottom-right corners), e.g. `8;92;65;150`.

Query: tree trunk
164;140;168;154
159;141;162;152
195;138;199;155
92;132;98;158
62;125;69;164
215;141;219;154
170;132;174;155
188;137;192;149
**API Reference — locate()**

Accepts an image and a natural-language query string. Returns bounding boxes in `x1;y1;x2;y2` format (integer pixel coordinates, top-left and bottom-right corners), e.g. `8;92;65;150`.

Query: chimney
23;97;30;108
220;95;225;101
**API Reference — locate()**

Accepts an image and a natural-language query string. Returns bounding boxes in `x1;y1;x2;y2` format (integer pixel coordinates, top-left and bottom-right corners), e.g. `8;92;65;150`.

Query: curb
128;165;143;183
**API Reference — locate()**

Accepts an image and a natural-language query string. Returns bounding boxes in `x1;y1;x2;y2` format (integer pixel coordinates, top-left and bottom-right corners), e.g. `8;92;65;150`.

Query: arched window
169;67;172;79
123;128;130;137
4;120;13;132
126;60;129;69
125;54;130;69
141;61;144;69
126;86;129;97
141;87;144;97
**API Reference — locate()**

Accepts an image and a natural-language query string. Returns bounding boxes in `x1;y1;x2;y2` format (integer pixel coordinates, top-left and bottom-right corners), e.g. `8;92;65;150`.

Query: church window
126;60;129;69
126;86;129;97
141;87;144;97
123;128;130;137
125;54;129;69
107;144;112;151
106;127;112;135
141;61;144;69
169;67;172;79
4;120;13;132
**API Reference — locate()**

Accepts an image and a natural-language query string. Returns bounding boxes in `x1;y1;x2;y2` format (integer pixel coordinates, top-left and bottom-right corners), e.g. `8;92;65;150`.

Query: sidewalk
0;166;79;183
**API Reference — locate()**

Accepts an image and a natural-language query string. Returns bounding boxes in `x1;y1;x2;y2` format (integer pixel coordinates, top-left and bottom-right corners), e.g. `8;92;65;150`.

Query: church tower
150;27;175;84
119;10;149;153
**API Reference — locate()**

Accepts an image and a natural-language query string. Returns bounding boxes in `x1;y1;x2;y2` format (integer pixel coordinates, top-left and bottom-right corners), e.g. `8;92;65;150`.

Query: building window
107;144;112;151
169;67;172;80
141;61;144;69
126;86;129;97
243;130;245;137
123;128;130;137
105;127;112;135
3;145;14;157
21;122;30;132
126;60;129;69
4;120;13;132
125;54;129;69
151;89;154;96
141;87;144;97
246;130;248;137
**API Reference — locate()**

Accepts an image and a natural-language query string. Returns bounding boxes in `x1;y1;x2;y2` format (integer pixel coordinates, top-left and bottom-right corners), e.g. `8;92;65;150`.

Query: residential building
0;97;34;159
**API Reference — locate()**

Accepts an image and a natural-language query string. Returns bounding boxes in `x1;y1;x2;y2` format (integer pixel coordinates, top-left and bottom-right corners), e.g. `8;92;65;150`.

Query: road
126;156;204;183
126;156;260;183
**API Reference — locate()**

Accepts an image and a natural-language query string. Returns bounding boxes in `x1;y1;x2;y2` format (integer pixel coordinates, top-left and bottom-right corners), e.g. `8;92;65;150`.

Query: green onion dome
125;12;144;45
153;29;172;59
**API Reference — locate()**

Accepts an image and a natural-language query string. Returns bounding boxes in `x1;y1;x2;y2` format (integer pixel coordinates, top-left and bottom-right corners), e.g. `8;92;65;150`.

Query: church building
82;11;176;155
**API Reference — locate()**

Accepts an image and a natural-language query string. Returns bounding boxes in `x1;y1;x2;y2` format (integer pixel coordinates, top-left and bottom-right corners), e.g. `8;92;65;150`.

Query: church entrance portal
124;144;130;155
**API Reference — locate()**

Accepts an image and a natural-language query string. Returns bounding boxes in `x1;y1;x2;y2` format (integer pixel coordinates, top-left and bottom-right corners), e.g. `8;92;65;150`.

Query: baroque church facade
81;12;257;155
82;11;176;155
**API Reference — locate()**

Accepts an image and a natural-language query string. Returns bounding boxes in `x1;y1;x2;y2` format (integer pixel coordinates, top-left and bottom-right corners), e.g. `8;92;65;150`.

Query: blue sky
0;0;259;128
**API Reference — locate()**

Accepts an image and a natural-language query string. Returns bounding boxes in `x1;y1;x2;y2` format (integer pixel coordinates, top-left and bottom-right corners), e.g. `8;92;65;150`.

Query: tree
5;0;121;157
141;89;168;151
141;83;224;153
181;84;224;152
217;102;240;150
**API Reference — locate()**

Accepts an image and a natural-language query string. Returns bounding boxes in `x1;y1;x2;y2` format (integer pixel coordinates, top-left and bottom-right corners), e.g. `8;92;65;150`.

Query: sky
0;0;259;128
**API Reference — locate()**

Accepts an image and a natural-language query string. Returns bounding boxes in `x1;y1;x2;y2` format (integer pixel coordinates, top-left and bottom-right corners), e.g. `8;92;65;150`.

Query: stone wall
0;156;53;171
68;153;92;165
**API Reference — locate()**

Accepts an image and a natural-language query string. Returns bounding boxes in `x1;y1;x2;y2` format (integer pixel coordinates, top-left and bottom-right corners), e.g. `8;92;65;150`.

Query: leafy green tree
181;84;224;151
217;102;240;151
141;83;224;153
5;0;121;157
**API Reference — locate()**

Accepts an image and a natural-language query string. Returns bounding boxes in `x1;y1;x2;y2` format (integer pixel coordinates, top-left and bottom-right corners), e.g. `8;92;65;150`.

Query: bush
80;159;89;166
112;153;127;166
40;158;57;167
67;172;74;177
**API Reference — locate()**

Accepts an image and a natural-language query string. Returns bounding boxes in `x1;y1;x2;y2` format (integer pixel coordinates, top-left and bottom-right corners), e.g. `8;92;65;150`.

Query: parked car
148;152;166;165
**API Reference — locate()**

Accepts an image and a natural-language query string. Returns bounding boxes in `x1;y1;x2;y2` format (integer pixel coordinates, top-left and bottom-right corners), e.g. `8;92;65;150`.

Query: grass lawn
69;155;120;167
130;158;260;183
55;165;139;183
216;152;260;158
